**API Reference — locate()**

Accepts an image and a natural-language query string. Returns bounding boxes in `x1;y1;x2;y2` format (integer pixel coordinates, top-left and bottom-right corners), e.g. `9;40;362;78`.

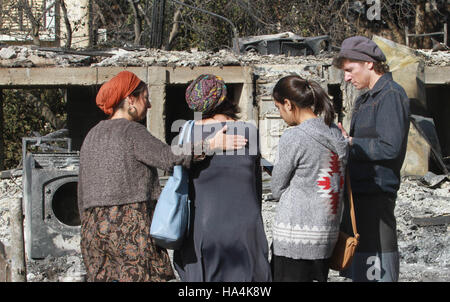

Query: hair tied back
305;79;316;102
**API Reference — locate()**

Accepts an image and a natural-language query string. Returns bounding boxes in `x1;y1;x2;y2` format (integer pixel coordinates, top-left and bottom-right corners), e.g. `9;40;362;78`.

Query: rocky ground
0;172;449;282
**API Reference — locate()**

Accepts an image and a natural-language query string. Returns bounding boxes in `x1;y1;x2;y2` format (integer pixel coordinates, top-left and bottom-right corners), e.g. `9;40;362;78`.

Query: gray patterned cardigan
271;118;349;260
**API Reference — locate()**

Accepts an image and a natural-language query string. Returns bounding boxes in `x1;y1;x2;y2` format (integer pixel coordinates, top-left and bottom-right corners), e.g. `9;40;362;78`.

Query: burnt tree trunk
59;0;72;49
414;1;426;49
128;0;142;45
165;0;184;50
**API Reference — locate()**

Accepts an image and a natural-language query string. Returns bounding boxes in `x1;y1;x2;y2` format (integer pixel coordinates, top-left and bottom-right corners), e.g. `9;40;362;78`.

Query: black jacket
349;72;410;194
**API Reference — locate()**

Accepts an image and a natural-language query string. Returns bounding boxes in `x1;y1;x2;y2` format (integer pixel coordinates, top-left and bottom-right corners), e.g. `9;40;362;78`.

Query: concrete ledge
0;67;97;86
0;66;254;87
97;67;148;84
1;65;448;87
424;66;450;85
164;66;253;84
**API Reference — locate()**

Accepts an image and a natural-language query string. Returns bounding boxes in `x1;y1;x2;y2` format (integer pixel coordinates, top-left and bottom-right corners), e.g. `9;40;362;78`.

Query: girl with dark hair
270;75;349;282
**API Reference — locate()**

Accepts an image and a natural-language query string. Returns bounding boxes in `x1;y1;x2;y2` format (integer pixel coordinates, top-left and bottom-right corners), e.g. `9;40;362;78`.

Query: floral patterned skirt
80;200;175;282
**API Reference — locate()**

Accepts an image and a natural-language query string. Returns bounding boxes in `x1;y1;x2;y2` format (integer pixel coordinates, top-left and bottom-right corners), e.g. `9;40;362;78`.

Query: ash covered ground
0;173;449;282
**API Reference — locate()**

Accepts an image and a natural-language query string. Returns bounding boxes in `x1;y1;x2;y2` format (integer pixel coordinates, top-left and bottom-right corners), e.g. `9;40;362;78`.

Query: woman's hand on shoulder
208;125;247;152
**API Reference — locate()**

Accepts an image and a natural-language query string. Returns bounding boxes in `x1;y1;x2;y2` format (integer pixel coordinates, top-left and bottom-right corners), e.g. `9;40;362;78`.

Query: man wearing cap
333;36;410;282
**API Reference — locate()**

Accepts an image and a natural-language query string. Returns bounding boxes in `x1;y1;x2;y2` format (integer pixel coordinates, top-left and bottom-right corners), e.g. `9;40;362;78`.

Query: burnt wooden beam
412;215;450;227
33;47;114;57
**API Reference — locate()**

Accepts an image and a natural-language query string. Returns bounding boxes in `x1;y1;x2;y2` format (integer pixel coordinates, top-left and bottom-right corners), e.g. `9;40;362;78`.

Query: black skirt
271;254;330;282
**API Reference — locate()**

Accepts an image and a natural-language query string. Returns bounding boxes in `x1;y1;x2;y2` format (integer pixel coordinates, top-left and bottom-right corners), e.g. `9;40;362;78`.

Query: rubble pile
416;49;450;66
0;45;333;68
91;48;334;68
1;45;449;69
394;176;450;281
0;175;22;248
0;46;91;67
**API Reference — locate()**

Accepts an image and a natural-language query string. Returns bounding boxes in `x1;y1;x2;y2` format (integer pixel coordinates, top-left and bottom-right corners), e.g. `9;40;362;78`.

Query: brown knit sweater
77;118;192;214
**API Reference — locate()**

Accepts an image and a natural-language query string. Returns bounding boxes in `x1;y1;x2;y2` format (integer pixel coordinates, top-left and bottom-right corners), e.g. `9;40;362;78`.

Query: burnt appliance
22;135;80;260
238;32;331;56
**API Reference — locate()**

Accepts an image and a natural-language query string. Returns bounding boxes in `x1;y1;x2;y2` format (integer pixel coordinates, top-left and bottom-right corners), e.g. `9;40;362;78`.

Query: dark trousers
271;254;330;282
341;192;398;253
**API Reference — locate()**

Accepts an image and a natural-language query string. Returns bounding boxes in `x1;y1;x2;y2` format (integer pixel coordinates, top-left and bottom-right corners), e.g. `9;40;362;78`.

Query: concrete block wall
254;64;333;164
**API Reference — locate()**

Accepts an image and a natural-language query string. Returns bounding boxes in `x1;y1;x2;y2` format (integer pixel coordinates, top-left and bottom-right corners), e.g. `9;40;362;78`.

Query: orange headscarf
96;71;142;115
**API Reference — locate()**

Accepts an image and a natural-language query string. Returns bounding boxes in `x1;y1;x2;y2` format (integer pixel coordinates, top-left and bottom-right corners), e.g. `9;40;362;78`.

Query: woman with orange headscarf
77;71;247;282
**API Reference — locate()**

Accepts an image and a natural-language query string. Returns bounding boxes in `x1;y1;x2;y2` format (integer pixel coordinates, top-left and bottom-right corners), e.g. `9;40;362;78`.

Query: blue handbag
150;120;195;249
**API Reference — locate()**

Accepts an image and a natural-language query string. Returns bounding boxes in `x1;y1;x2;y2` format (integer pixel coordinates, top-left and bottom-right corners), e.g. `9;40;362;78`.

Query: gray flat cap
337;36;386;62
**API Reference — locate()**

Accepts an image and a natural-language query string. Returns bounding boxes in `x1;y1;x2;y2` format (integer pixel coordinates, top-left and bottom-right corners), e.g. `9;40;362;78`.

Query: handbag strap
346;167;359;240
178;120;195;145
